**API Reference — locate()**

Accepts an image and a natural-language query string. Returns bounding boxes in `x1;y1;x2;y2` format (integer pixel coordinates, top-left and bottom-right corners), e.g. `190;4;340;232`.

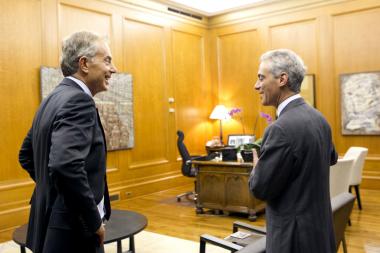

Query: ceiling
154;0;276;17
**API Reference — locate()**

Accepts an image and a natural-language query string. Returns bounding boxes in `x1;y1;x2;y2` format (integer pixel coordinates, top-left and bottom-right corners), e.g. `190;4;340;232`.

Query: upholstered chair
343;147;368;210
330;158;355;198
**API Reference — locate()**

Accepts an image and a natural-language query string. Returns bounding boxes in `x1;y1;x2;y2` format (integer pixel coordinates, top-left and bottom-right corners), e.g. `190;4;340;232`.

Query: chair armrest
233;221;266;235
200;234;243;253
236;237;266;253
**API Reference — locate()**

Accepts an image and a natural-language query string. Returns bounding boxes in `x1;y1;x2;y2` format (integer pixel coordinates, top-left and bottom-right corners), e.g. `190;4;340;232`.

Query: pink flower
229;108;245;134
229;108;242;116
260;112;273;124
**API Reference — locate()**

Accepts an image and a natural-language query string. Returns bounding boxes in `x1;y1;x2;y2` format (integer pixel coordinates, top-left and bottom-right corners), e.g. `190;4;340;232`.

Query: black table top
104;209;147;243
13;209;148;246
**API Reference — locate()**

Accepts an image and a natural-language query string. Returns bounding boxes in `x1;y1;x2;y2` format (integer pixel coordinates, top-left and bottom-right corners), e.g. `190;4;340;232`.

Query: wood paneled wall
209;0;380;189
1;0;380;241
0;0;213;239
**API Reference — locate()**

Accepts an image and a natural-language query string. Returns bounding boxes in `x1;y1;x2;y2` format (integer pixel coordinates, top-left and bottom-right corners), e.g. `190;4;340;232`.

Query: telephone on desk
205;145;237;162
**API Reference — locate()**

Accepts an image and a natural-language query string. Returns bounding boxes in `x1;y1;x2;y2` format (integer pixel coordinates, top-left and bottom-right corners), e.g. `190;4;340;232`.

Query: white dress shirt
276;94;302;117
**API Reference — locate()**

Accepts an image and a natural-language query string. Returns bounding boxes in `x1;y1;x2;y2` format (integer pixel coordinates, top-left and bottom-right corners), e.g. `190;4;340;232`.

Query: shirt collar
67;76;93;98
276;94;301;117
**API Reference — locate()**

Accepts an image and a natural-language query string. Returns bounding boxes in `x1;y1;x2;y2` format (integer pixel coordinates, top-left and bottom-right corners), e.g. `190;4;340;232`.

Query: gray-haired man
249;49;338;253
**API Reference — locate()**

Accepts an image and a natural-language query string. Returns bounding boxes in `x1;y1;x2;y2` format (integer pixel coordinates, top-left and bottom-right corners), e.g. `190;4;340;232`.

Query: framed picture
40;66;135;149
300;74;316;107
340;71;380;135
227;134;255;147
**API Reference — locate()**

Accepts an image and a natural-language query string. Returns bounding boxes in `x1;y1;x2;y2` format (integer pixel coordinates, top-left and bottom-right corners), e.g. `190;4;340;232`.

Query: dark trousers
43;227;104;253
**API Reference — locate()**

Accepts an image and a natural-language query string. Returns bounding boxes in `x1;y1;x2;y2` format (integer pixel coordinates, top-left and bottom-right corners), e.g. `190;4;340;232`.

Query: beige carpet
0;231;227;253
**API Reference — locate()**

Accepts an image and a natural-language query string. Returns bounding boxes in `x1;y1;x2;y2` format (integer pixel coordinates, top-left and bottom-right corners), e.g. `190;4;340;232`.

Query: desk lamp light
210;105;230;145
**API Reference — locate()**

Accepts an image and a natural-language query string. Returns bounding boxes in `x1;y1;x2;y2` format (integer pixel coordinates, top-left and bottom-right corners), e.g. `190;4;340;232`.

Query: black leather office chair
199;192;355;253
176;130;216;202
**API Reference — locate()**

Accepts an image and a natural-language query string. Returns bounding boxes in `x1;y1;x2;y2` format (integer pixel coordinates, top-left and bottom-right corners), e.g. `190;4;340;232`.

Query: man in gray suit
19;31;117;253
249;49;338;253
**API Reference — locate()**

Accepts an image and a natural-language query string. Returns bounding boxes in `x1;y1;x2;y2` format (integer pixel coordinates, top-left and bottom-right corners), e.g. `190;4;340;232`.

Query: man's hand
95;222;105;245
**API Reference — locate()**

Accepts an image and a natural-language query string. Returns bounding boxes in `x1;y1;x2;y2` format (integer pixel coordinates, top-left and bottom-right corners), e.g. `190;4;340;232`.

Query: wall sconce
210;105;230;145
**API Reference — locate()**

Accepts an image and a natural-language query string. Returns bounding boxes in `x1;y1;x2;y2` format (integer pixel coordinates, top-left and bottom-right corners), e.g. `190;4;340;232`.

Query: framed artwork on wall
40;66;135;150
300;74;316;107
340;71;380;135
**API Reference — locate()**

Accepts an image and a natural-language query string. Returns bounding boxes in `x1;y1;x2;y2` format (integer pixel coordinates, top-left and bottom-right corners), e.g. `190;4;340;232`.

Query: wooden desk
192;160;265;221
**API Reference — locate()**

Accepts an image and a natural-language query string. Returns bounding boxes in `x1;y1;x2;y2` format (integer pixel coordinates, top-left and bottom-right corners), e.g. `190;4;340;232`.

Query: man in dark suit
19;31;117;253
249;49;338;253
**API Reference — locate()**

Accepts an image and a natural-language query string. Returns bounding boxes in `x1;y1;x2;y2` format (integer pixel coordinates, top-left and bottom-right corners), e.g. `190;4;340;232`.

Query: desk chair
176;130;216;202
199;192;355;253
343;147;368;210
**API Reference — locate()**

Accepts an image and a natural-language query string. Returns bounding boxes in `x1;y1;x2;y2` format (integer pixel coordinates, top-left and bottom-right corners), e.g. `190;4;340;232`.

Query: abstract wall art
340;71;380;135
40;66;134;150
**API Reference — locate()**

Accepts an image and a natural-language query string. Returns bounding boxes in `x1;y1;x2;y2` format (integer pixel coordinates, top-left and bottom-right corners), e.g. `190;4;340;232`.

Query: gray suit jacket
19;78;111;253
249;98;338;253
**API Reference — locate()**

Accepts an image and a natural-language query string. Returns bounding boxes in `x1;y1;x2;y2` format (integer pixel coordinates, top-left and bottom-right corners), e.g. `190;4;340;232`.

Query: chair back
343;147;368;185
329;158;354;198
331;192;355;251
176;130;193;176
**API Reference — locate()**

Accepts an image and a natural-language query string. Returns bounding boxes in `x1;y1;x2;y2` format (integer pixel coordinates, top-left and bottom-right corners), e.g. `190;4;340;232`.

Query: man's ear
278;72;288;87
78;56;89;74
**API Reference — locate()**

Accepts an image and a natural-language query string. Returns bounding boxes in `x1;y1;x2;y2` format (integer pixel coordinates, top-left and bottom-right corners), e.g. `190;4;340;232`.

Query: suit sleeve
249;124;295;201
330;143;338;166
48;93;101;234
19;128;35;181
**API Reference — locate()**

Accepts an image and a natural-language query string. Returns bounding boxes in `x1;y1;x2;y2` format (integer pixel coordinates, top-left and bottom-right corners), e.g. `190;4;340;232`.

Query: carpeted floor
0;230;227;253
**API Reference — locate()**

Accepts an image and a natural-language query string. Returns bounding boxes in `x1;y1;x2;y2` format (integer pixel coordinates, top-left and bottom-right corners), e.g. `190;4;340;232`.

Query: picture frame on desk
227;134;255;147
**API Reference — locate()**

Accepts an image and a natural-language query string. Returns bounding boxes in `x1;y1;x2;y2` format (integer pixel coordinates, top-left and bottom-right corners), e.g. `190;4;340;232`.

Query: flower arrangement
259;112;273;124
228;107;245;134
253;111;273;133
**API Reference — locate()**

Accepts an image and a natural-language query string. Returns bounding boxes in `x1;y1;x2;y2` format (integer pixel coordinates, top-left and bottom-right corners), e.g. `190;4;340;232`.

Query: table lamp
210;105;230;145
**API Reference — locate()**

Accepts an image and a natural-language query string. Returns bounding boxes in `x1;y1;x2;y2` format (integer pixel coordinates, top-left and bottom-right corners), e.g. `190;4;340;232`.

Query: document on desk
227;231;251;239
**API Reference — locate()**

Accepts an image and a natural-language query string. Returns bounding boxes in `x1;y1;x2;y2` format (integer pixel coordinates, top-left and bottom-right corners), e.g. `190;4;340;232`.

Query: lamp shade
209;105;231;120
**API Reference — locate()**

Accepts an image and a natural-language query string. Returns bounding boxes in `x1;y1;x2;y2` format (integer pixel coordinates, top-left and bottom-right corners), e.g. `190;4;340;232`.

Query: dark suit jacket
19;78;111;253
249;98;338;253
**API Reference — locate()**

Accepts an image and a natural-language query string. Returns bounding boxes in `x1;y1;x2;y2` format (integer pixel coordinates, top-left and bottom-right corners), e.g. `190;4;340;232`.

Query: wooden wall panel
172;30;211;155
123;19;169;167
269;20;317;74
215;29;262;140
0;0;41;181
60;4;112;40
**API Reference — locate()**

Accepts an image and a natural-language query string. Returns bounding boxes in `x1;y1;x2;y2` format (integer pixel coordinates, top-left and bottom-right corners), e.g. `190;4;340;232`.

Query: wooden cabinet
192;161;265;221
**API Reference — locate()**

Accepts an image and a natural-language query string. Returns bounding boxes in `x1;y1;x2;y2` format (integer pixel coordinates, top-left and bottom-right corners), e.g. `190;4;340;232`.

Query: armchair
343;147;368;210
176;130;216;202
329;158;354;198
199;192;355;253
